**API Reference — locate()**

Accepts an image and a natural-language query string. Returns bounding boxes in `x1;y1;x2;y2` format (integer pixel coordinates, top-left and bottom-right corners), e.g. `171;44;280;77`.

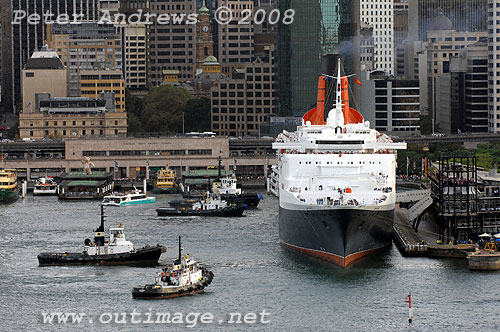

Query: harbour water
1;194;499;331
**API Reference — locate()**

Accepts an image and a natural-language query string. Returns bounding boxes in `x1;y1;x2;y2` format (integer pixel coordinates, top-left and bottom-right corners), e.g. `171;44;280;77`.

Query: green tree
127;112;144;133
185;97;211;132
141;85;190;133
125;89;143;118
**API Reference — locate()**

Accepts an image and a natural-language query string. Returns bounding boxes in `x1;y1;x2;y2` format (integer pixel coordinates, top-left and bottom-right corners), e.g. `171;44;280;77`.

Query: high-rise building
278;0;357;117
211;53;276;137
488;0;500;132
360;23;375;71
217;0;254;73
409;0;487;42
425;15;487;121
360;71;420;133
148;0;197;86
436;41;488;133
360;0;394;75
0;2;12;110
394;0;409;78
9;0;100;109
47;22;123;97
123;25;148;89
80;69;126;112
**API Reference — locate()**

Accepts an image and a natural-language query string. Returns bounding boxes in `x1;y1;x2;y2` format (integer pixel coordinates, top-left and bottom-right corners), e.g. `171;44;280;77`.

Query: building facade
488;0;500;133
123;25;148;89
19;95;127;139
211;56;276;137
409;0;488;42
148;0;197;86
360;23;375;71
394;0;409;78
278;0;357;116
9;0;100;108
217;0;254;72
360;0;394;75
80;69;126;112
21;47;67;114
47;22;123;97
361;71;420;133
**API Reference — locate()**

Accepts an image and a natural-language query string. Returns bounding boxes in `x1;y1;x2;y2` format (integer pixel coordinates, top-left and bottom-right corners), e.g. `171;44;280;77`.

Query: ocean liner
272;60;406;267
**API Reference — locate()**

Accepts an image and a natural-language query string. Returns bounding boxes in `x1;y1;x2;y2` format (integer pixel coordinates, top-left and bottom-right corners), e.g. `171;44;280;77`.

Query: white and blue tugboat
37;206;166;266
132;236;214;299
102;187;156;206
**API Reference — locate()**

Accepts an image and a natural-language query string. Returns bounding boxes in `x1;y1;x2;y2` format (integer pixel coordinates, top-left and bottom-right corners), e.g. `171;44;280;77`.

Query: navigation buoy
405;292;413;324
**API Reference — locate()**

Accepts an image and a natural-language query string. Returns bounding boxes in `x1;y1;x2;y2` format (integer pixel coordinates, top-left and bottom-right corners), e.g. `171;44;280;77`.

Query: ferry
0;169;19;202
102;188;156;206
33;177;58;196
153;166;178;194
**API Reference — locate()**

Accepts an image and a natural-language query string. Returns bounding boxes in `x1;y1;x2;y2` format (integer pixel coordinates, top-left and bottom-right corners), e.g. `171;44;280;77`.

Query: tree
125;89;143;118
127;112;144;133
185;97;211;132
141;85;190;133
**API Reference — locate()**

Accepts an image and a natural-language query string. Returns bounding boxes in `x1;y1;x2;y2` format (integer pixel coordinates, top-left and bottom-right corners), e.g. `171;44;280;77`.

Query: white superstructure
273;61;406;212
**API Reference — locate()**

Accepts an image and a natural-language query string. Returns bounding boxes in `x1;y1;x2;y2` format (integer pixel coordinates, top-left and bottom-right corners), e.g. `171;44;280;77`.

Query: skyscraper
148;0;197;86
360;0;394;75
488;0;500;132
9;0;100;110
278;0;357;117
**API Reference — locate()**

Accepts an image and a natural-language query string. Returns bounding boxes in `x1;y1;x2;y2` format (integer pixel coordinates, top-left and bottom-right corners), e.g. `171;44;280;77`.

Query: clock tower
195;1;214;74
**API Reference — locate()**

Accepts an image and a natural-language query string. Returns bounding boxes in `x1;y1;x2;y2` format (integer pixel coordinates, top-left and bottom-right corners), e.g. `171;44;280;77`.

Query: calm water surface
0;194;499;331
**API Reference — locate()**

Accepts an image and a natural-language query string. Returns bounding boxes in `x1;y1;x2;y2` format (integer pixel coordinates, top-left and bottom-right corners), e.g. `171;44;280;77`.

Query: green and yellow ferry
153;167;178;194
0;169;19;202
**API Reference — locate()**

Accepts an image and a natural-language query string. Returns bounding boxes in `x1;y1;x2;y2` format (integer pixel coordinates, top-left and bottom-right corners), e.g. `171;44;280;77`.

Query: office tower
360;0;394;75
148;0;197;86
488;0;500;132
278;0;357;117
394;0;408;78
217;0;254;73
46;22;123;97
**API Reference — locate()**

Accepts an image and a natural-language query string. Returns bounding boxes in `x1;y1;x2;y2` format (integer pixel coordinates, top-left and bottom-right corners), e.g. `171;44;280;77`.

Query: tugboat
37;205;166;266
33;177;58;196
102;187;156;206
156;192;246;217
153;166;178;194
212;174;263;208
132;236;214;299
0;168;19;202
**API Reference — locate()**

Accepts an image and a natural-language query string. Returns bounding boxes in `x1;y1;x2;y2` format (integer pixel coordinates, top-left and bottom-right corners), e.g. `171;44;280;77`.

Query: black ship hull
132;269;214;299
37;245;166;266
156;205;245;217
279;206;394;267
222;193;263;208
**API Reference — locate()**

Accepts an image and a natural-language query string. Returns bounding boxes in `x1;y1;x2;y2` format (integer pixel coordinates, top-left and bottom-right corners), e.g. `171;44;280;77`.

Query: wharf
393;207;475;258
467;249;500;271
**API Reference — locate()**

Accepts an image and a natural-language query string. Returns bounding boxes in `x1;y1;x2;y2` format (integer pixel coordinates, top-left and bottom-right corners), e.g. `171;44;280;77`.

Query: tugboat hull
37;245;166;266
132;269;214;299
222;193;263;208
156;205;245;217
